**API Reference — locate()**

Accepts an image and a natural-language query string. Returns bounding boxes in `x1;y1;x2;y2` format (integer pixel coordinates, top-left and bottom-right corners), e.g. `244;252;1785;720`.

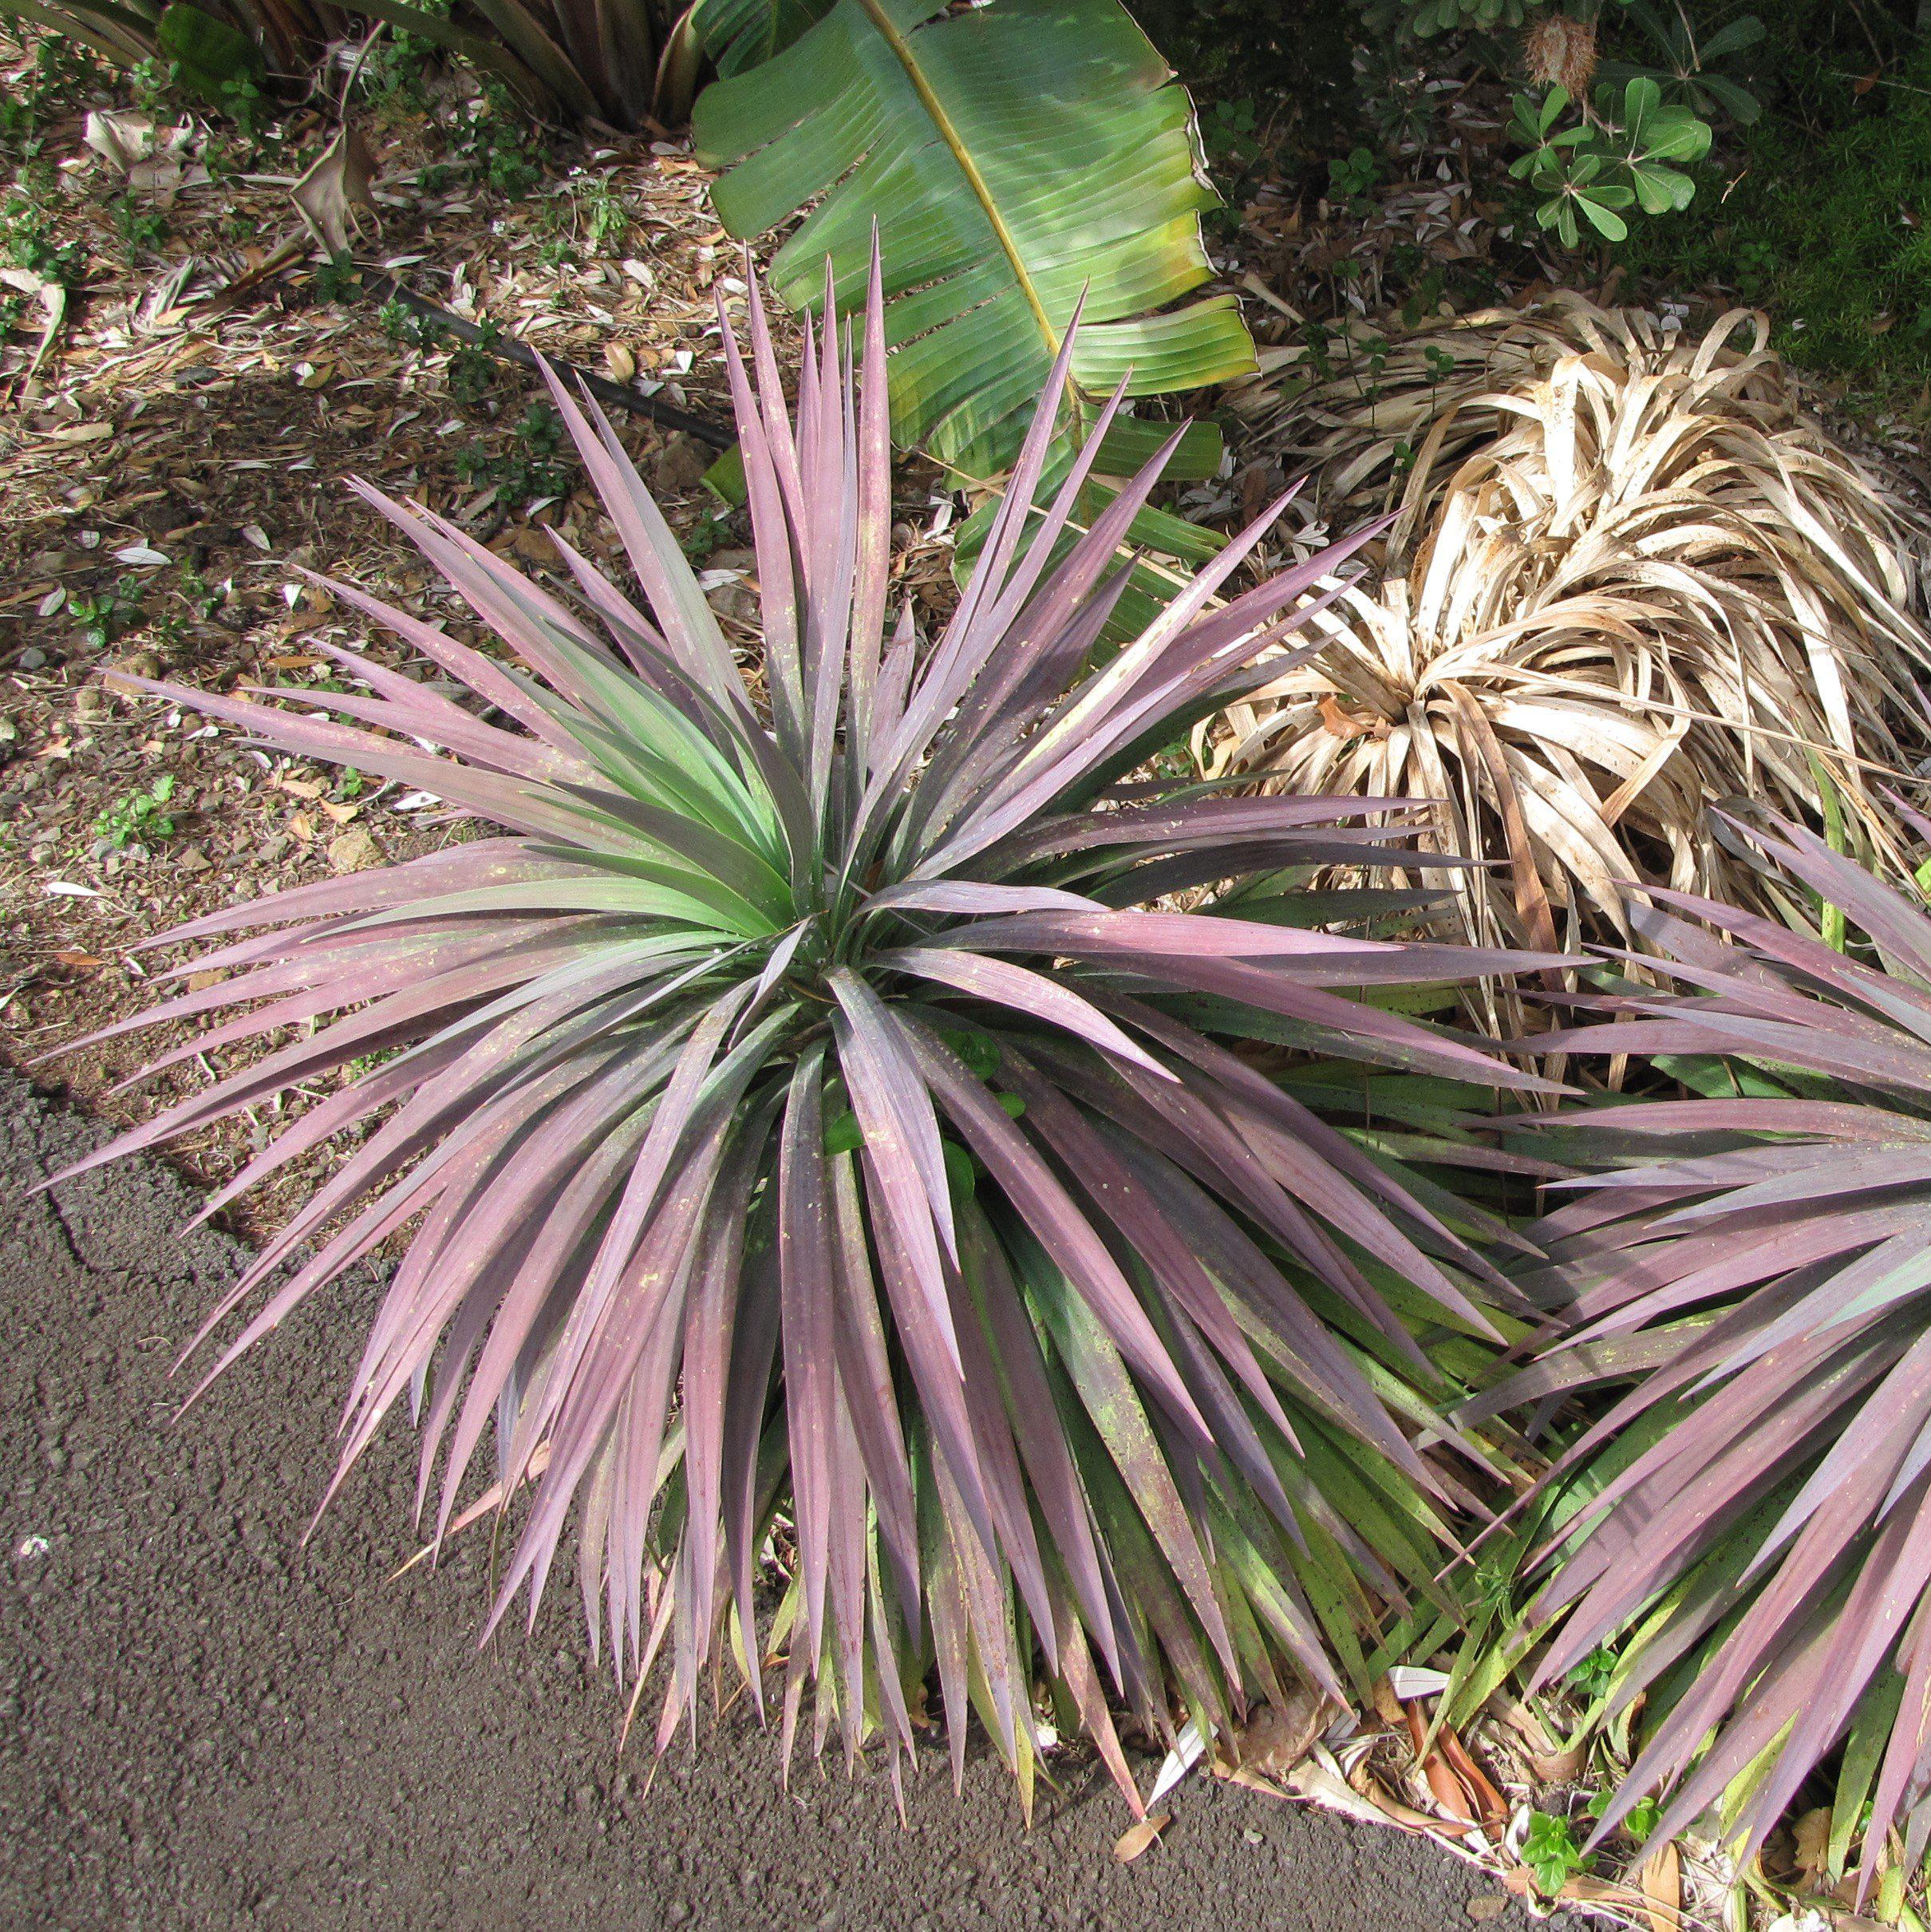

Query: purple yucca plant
1486;820;1931;1889
55;255;1557;1799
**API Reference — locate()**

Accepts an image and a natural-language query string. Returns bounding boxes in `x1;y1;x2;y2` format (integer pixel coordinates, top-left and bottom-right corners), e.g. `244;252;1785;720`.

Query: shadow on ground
0;1075;1543;1932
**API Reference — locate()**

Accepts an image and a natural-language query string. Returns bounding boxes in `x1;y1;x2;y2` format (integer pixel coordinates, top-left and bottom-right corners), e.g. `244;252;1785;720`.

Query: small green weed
94;774;176;850
126;57;175;117
2;164;86;289
453;402;571;504
1328;144;1379;207
1202;97;1260;172
1356;45;1436;150
176;563;221;620
377;294;417;341
1521;1811;1590;1899
1;38;105;159
1566;1642;1617;1702
309;251;361;304
534;180;628;267
377;295;449;353
109;193;169;258
354;6;448;113
1509;77;1712;248
455;79;544;200
577;178;626;254
1585;1788;1662;1843
219;73;272;143
447;318;504;407
70;579;144;651
678;515;721;566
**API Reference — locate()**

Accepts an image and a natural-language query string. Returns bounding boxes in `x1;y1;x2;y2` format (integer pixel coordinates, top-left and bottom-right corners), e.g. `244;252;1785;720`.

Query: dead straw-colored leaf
291;123;377;257
1642;1841;1685;1932
1113;1813;1171;1863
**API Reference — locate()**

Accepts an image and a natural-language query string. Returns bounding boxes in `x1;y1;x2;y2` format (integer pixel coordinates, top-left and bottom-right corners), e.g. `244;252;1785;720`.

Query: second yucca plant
1473;824;1931;1893
57;257;1559;1797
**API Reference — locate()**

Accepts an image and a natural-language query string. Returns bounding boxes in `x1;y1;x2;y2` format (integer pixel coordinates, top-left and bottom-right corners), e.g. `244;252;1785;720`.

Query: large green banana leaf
690;0;1257;481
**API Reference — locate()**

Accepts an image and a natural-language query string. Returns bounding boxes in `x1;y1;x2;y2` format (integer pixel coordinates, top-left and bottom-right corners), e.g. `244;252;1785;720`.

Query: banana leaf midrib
845;0;1071;416
693;0;1254;478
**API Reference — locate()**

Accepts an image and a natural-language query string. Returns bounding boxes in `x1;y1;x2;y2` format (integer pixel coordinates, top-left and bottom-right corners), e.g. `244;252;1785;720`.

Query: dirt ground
0;1072;1549;1932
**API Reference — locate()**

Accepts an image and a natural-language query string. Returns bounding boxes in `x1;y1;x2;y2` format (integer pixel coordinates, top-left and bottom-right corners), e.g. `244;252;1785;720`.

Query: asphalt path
0;1074;1537;1931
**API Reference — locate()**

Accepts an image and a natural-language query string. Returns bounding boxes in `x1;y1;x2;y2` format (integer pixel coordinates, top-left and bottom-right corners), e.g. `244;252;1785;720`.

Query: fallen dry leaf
1349;1764;1464;1835
1233;1686;1333;1779
1439;1728;1509;1835
2;267;69;384
1641;1840;1682;1932
1490;1696;1585;1783
1317;691;1371;740
1792;1807;1832;1877
1561;1874;1648;1908
82;107;157;172
292;123;378;257
1403;1701;1479;1829
1113;1813;1171;1863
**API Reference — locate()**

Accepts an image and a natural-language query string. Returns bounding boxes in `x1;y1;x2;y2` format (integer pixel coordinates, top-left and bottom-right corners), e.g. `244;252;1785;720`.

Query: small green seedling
1522;1811;1591;1898
70;579;144;651
95;774;176;849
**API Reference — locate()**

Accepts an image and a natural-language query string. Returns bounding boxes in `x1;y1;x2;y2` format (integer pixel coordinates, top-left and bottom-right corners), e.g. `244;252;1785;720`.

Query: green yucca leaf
59;249;1559;1798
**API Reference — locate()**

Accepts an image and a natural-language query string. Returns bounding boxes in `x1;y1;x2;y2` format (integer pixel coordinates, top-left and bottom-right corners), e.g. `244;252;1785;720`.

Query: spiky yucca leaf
58;258;1558;1796
1473;821;1931;1891
1209;297;1931;979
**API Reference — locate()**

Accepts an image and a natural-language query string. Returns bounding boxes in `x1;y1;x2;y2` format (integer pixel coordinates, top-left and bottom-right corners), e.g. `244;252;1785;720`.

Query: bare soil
0;1073;1543;1932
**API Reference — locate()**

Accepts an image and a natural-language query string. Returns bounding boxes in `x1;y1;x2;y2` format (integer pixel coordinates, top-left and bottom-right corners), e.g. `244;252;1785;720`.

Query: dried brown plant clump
1213;297;1931;976
1522;11;1598;96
